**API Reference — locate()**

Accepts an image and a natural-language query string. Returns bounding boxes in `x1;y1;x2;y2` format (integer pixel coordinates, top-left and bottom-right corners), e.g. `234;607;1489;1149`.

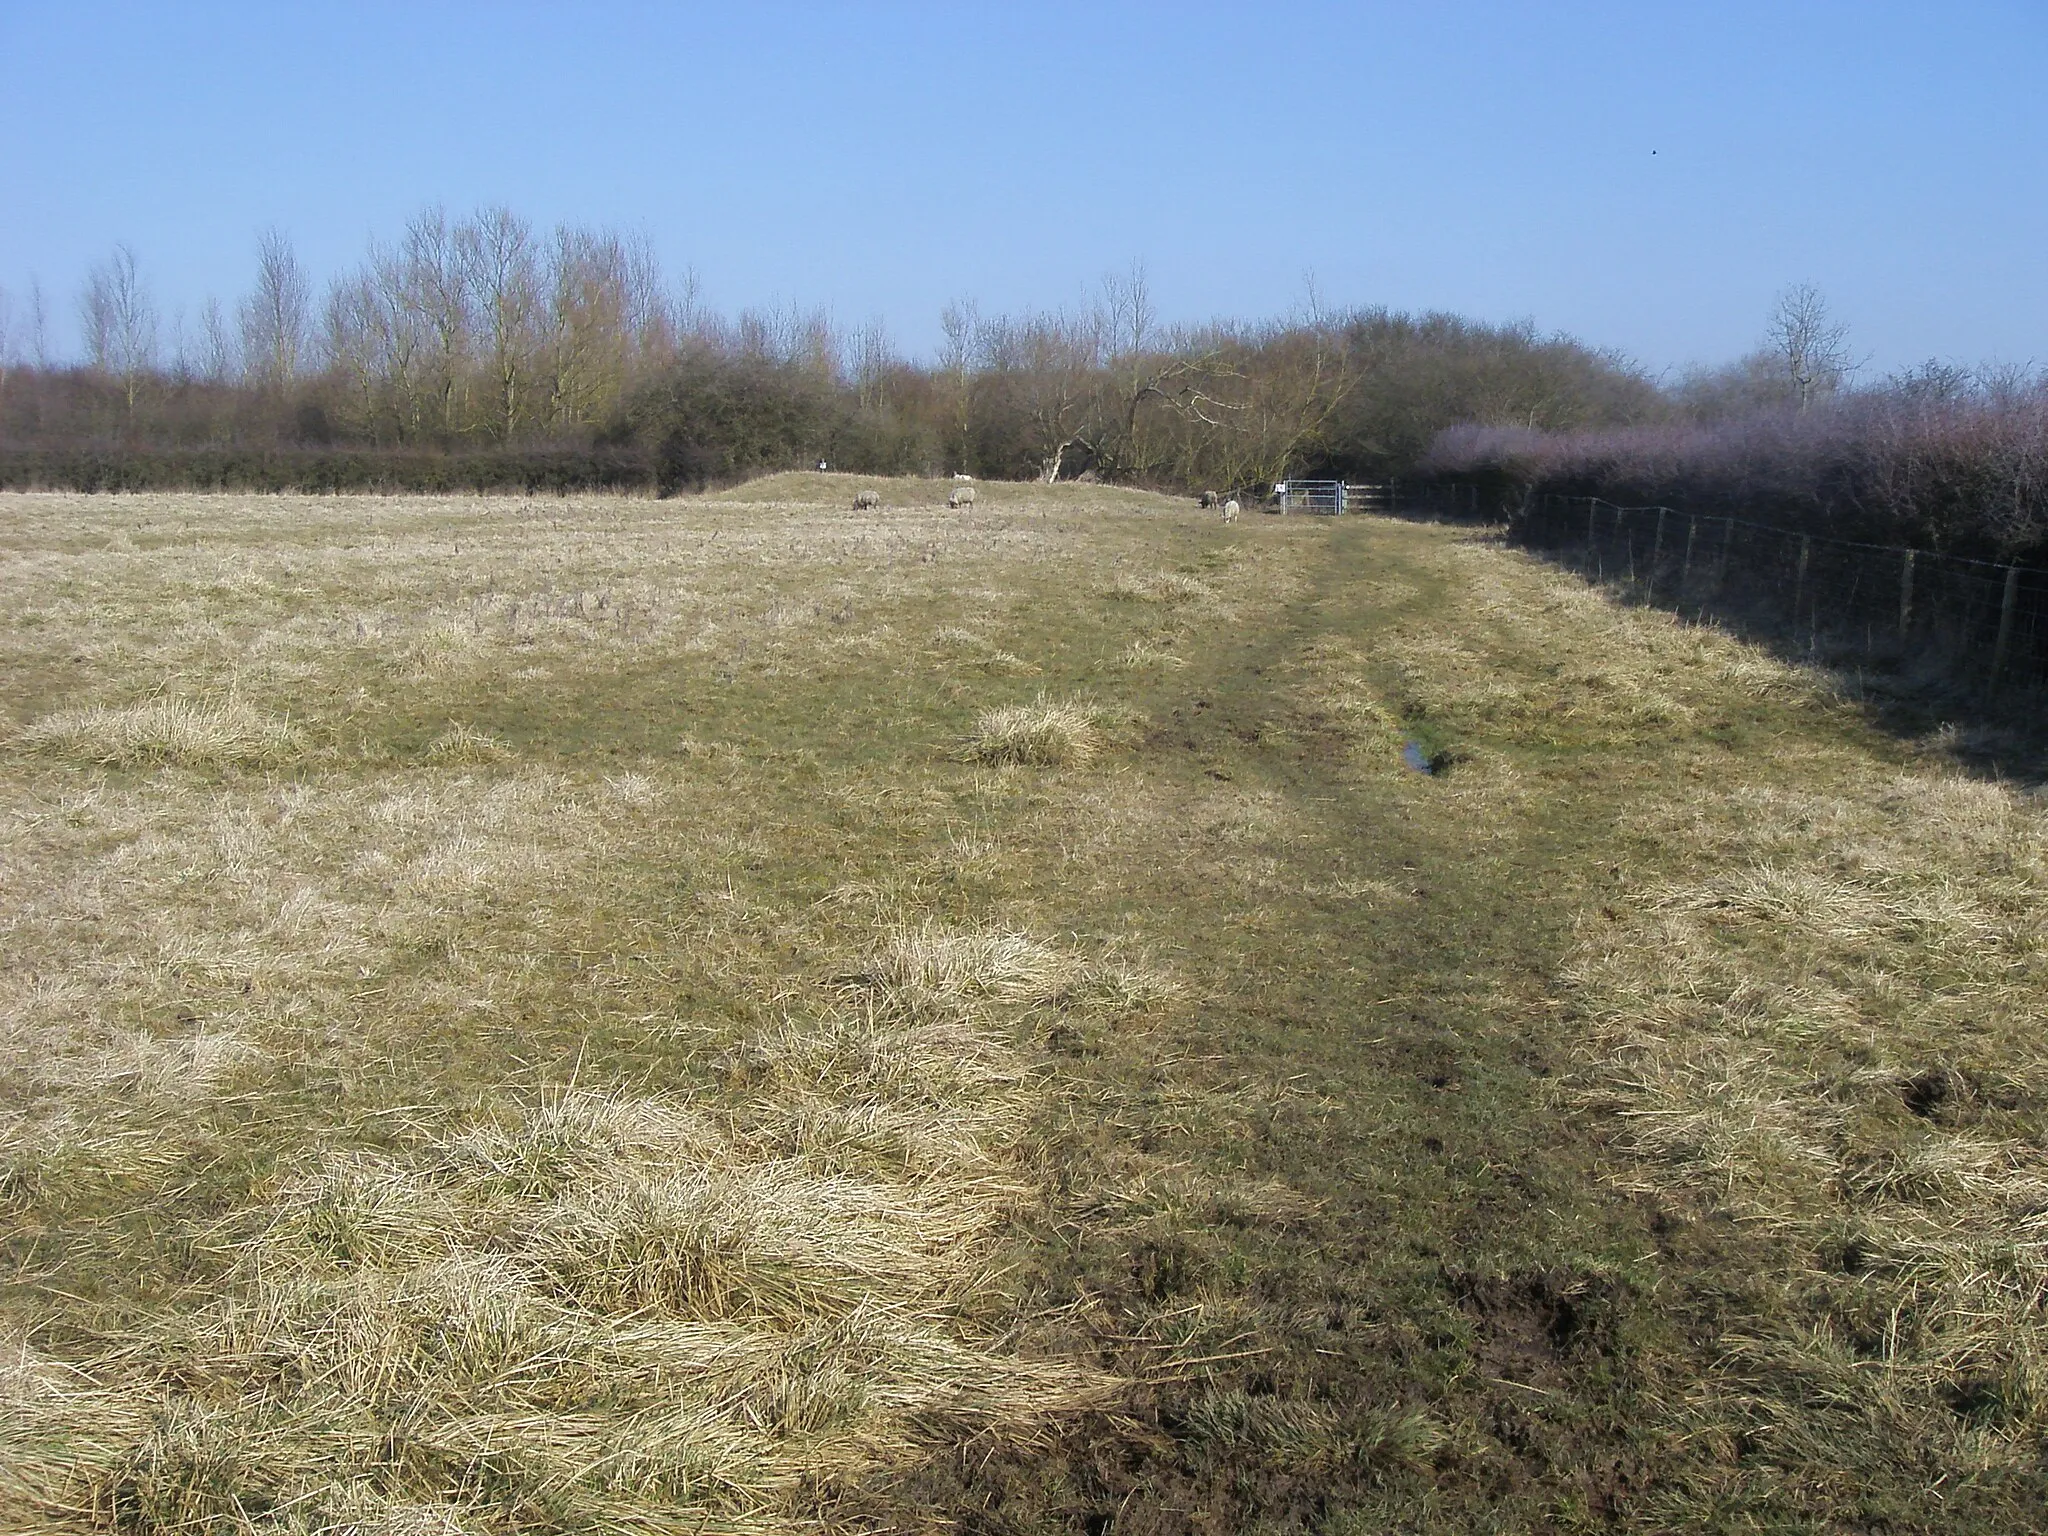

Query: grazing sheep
853;489;881;510
1222;498;1240;523
953;472;974;482
1198;490;1218;509
948;485;977;509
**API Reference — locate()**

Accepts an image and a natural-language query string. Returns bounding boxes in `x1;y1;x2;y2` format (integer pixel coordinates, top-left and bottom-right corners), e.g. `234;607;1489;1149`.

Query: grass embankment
1;476;2045;1532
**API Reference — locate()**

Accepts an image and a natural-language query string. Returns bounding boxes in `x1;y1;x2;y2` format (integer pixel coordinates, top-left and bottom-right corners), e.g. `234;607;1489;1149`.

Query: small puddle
1401;738;1436;775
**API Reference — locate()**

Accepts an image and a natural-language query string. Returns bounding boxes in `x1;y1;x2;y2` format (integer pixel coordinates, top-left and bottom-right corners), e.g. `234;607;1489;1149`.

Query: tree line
0;208;1663;495
17;214;2019;553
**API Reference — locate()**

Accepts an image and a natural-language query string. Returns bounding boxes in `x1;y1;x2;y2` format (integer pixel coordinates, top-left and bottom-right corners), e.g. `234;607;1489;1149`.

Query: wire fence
1511;494;2048;695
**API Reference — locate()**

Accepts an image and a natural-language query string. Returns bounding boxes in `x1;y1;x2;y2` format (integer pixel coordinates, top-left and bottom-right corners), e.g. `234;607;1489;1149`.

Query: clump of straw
965;695;1101;766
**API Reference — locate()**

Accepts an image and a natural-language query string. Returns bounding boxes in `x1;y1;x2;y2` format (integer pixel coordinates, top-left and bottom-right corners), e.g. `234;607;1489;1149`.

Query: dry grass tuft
1070;954;1180;1014
1106;571;1214;605
965;695;1102;767
933;627;1040;675
17;697;300;768
423;722;511;766
102;1028;266;1100
849;919;1083;1007
1116;636;1187;670
843;921;1174;1032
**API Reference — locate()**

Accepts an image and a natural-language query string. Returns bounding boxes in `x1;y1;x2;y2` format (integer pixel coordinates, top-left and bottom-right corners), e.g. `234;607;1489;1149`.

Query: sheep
948;485;977;510
953;472;974;482
1222;498;1240;523
852;489;881;511
1197;490;1218;509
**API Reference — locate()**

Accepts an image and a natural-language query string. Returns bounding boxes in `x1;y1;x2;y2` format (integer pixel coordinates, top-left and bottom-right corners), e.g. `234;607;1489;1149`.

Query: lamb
1222;498;1240;523
852;489;881;510
948;485;977;509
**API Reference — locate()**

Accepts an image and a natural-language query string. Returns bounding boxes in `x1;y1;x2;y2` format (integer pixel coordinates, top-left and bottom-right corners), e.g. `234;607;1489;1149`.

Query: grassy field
3;474;2047;1534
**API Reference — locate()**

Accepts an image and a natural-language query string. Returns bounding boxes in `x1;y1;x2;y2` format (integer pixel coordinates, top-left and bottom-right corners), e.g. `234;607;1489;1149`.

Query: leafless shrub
1427;368;2048;559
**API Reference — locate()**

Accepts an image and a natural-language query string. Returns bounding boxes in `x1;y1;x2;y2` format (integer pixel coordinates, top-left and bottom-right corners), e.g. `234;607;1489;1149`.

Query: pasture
4;475;2047;1533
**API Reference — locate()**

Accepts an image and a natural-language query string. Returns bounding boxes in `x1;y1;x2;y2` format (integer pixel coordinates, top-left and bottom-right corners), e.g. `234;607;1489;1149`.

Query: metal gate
1276;480;1347;514
1272;481;1394;514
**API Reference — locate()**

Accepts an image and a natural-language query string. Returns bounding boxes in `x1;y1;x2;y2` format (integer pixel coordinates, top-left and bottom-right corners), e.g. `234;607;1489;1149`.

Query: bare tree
79;244;158;418
1136;275;1357;493
1096;262;1155;468
1095;342;1243;483
1888;358;1973;405
850;316;893;410
365;246;428;437
404;207;472;435
732;302;837;375
323;272;386;431
460;206;542;440
1089;262;1247;482
79;268;115;372
0;284;14;389
307;233;440;442
629;236;687;361
239;228;312;388
939;297;981;462
1190;318;1354;494
199;296;238;383
26;278;50;371
165;304;194;382
542;225;633;430
983;307;1105;482
1100;260;1155;363
784;303;841;378
1768;282;1853;411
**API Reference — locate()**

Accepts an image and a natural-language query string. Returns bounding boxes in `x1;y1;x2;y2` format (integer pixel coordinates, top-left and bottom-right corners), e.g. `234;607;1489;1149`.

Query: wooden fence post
1992;564;2021;690
1681;515;1698;596
1899;551;1916;636
1650;508;1666;595
1717;517;1735;592
1794;536;1811;626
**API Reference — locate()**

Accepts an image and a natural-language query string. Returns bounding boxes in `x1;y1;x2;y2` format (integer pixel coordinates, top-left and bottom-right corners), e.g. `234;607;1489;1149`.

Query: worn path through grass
886;510;2048;1534
921;513;1738;1530
3;480;2045;1534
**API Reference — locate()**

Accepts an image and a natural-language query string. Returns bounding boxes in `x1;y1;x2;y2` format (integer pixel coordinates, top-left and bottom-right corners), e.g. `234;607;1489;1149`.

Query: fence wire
1514;495;2048;693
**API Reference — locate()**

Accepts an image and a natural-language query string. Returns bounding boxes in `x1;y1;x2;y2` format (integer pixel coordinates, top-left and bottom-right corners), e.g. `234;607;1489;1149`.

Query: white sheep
953;472;974;482
853;489;881;510
948;485;977;509
1222;498;1240;523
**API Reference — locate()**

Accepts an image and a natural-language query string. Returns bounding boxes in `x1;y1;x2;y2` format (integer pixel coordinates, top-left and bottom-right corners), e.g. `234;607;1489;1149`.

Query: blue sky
2;1;2041;377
